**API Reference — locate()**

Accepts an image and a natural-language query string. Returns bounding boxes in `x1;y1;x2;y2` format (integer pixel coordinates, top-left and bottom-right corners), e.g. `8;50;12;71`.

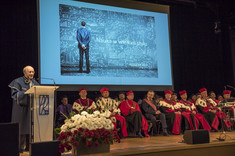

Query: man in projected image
77;21;91;73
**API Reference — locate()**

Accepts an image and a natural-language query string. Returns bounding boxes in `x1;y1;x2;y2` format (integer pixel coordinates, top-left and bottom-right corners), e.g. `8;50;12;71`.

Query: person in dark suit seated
56;95;72;127
141;90;169;136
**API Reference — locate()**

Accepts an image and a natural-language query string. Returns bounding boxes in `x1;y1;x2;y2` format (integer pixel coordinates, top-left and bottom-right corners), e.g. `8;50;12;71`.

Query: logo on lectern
39;95;49;115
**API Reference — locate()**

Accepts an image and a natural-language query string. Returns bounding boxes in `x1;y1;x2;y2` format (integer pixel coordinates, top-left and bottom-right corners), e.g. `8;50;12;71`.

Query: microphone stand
38;77;56;89
217;99;232;141
227;85;235;91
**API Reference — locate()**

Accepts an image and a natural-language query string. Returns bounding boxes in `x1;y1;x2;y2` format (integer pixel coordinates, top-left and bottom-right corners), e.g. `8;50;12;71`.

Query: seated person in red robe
159;90;182;135
176;90;196;131
223;90;234;118
96;87;128;138
73;88;96;113
119;91;149;137
207;91;231;130
178;90;211;131
195;88;219;131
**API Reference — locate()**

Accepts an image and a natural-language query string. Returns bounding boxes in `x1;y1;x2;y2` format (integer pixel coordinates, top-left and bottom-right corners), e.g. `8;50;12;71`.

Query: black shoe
25;145;29;151
137;130;144;138
163;132;169;136
138;133;144;138
163;129;169;136
78;69;83;73
211;129;219;132
20;149;24;153
86;69;90;73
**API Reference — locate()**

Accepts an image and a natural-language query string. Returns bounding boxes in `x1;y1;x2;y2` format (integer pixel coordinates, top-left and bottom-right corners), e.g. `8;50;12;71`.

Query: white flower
81;111;88;116
60;110;114;134
104;125;112;130
71;114;81;120
61;125;68;132
81;122;88;129
70;128;77;133
111;117;116;122
93;110;100;116
106;119;112;125
102;110;111;118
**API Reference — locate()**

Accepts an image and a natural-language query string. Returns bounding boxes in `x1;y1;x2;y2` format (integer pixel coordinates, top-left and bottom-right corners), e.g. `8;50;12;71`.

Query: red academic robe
96;98;128;137
160;99;181;134
178;100;198;130
210;99;231;129
119;100;148;132
179;100;213;130
196;98;220;130
74;98;95;111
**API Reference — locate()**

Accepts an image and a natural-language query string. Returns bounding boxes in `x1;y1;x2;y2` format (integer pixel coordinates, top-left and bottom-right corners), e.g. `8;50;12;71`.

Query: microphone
226;85;235;90
38;77;56;87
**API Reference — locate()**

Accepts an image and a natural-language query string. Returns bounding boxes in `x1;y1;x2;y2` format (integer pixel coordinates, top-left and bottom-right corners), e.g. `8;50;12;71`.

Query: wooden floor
21;131;235;156
108;131;235;155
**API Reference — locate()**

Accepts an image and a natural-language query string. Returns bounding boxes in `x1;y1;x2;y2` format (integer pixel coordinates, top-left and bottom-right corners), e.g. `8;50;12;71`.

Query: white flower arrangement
60;110;114;133
57;110;120;153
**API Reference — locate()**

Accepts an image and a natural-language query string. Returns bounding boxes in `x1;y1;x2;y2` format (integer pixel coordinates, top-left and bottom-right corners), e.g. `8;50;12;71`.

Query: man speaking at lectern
9;66;39;153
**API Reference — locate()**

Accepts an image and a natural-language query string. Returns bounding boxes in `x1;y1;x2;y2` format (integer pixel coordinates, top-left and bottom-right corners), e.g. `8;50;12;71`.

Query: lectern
25;86;59;143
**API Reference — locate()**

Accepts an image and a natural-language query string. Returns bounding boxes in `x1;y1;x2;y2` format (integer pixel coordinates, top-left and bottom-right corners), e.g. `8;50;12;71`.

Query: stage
20;131;235;156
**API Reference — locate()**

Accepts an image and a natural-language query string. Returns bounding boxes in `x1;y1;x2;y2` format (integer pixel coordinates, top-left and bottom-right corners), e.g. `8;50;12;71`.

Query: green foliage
69;111;77;118
54;127;61;135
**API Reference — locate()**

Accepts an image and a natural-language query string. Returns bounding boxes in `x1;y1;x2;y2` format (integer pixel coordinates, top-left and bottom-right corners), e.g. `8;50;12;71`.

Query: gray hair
23;66;34;74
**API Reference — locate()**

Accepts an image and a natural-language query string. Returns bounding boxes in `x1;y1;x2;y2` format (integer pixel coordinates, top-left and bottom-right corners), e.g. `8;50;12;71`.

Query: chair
147;119;161;135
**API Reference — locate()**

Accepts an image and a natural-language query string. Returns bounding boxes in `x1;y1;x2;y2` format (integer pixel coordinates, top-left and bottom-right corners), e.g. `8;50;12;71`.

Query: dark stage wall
0;0;234;123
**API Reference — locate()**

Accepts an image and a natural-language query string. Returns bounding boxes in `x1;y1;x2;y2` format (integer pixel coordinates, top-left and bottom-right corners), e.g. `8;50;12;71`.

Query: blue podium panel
39;95;49;115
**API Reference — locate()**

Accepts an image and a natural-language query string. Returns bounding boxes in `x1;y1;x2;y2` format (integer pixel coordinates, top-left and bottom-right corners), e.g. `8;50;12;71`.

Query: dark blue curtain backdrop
0;0;234;123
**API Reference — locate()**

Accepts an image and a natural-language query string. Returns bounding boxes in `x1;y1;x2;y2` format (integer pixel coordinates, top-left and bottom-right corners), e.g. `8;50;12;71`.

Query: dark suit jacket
141;99;159;115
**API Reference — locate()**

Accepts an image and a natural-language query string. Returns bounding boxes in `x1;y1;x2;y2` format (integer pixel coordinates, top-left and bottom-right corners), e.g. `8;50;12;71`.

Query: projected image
59;4;158;78
39;0;172;85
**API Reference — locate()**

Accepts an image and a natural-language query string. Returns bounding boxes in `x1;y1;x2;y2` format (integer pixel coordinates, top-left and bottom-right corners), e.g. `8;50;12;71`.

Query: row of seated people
56;87;234;138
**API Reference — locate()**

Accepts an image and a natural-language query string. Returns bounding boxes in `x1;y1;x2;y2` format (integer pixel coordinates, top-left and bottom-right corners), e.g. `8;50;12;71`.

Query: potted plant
56;110;120;155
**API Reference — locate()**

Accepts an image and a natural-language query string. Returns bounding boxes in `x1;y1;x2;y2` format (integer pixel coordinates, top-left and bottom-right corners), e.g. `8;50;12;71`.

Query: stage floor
108;131;235;155
20;131;235;156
